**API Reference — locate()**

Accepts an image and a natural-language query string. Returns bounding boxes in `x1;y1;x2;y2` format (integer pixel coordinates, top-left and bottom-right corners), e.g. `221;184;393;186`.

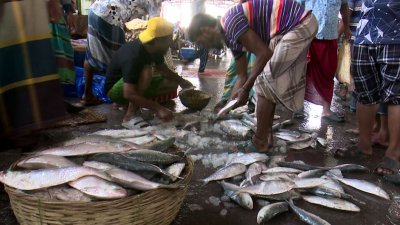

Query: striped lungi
86;10;125;75
0;0;67;138
254;13;318;112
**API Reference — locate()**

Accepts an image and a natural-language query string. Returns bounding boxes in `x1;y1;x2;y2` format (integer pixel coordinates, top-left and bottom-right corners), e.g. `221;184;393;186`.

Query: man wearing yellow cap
106;17;193;126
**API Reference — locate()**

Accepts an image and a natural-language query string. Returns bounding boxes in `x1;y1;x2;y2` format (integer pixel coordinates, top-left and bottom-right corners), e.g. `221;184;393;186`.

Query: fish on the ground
298;169;328;179
36;142;134;157
61;134;137;148
216;99;238;118
257;202;289;224
122;149;182;165
259;173;295;182
166;163;186;182
288;200;331;225
262;167;303;174
332;176;390;200
68;176;127;199
258;190;302;201
145;137;176;152
201;163;247;185
289;139;316;150
92;129;151;138
219;120;251;137
17;155;77;169
294;178;329;189
316;137;327;147
238;180;294;196
227;153;269;166
318;176;345;193
277;161;322;171
89;153;177;179
331;164;369;173
0;167;106;190
122;135;156;145
221;181;253;210
302;195;360;212
241;162;268;186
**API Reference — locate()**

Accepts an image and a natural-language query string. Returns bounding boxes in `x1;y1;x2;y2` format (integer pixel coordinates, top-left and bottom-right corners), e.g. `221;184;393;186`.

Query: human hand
156;107;174;122
344;28;352;42
233;88;249;109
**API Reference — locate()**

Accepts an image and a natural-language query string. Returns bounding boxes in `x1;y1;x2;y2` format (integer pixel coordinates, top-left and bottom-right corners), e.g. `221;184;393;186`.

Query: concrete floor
1;56;400;225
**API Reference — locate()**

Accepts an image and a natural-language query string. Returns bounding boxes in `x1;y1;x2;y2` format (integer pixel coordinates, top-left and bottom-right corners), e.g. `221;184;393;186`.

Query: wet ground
1;56;399;225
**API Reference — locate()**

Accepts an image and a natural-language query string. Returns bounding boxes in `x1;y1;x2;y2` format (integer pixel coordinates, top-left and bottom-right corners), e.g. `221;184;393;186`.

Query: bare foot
252;135;270;152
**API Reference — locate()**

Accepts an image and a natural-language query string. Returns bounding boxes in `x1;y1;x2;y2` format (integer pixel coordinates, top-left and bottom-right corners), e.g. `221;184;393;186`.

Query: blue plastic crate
180;47;197;60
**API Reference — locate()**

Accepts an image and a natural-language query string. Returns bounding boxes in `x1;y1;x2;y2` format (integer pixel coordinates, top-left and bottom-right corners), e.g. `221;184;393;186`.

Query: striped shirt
349;0;363;42
222;0;309;59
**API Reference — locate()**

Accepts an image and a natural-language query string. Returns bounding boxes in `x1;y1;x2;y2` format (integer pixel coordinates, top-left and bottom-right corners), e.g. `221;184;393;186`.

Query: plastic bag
337;42;351;85
74;67;112;103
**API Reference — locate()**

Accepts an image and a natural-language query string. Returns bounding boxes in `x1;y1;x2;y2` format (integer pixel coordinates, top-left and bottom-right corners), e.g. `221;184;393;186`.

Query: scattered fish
201;163;247;185
17;155;77;169
262;167;303;174
288;200;331;225
68;176;127;199
122;135;156;145
166;163;186;182
92;129;151;138
258;190;302;201
36;142;134;157
302;195;360;212
332;164;369;173
122;149;182;165
227;153;269;166
145;137;176;152
286;134;313;145
220;120;251;137
289;139;316;150
294;178;328;189
332;176;390;200
0;167;106;190
242;162;268;186
221;181;253;210
257;202;289;224
316;137;327;147
238;180;294;196
61;135;137;148
310;186;357;202
259;173;295;182
277;161;322;171
318;177;345;193
298;169;328;179
216;99;238;118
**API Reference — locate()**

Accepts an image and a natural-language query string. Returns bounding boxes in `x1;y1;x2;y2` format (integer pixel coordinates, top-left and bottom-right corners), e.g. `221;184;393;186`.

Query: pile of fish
200;153;391;224
0;132;187;202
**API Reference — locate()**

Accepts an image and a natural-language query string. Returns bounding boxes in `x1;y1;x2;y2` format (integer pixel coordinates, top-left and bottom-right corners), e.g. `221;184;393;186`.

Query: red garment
304;39;338;105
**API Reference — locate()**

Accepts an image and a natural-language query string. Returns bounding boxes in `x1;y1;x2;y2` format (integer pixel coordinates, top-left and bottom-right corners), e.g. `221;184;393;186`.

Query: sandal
333;145;372;159
122;117;150;130
237;140;270;154
375;157;400;176
322;113;345;123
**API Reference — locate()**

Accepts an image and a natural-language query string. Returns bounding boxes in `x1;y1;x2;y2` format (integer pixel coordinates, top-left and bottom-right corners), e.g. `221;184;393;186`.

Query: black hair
188;13;217;42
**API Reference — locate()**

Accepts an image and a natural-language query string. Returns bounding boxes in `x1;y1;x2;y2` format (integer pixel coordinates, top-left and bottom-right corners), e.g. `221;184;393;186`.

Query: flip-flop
122;117;150;129
375;157;400;176
333;145;371;159
322;113;345;123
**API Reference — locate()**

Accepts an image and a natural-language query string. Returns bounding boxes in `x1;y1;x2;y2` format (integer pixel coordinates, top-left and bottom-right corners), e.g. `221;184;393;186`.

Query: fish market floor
1;57;399;225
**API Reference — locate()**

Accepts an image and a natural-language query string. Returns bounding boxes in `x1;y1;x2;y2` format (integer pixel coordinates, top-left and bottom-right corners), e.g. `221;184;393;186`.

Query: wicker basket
179;89;211;110
5;157;194;225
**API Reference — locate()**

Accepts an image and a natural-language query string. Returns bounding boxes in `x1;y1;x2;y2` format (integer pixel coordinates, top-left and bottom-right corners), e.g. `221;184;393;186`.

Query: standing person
0;0;67;148
50;0;76;86
191;0;209;73
298;0;351;123
349;0;400;176
105;17;193;126
188;0;317;153
81;0;147;106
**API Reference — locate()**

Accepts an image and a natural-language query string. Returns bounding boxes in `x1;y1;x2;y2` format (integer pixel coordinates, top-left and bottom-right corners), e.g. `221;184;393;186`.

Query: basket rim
4;156;194;206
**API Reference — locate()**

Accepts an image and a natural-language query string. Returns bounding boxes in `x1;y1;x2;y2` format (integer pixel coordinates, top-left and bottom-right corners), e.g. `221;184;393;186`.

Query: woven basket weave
5;157;193;225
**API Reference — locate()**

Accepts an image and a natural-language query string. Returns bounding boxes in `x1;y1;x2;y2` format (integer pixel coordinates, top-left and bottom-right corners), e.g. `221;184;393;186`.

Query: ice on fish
219;120;251;138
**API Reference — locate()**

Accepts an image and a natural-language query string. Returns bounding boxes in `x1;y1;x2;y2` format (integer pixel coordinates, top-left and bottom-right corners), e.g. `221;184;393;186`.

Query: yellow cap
139;17;173;44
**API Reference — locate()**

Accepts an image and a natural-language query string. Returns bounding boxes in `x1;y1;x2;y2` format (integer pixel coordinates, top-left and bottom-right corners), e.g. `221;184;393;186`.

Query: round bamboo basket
4;157;194;225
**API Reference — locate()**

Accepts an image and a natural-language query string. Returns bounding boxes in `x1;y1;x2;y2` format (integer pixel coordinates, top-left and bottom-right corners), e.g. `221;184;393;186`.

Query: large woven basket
5;157;193;225
179;89;211;110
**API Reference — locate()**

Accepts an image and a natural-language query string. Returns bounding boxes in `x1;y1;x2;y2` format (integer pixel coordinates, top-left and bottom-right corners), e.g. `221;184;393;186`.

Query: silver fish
257;202;289;224
319;176;345;193
50;186;92;202
331;164;369;173
61;134;137;148
310;186;359;203
122;135;156;145
227;153;269;166
201;163;247;185
145;137;176;152
238;180;294;196
262;167;303;174
122;149;182;165
288;200;331;225
272;119;293;131
316;137;327;147
105;167;183;191
302;195;360;212
277;161;322;171
289;139;316;150
92;129;150;138
83;161;116;171
242;162;268;185
36;142;134;157
259;173;296;182
17;155;77;169
220;120;251;137
258;190;302;201
294;178;329;189
276;129;301;138
69;176;127;199
221;181;253;210
334;177;390;200
166;163;186;182
216;99;238;118
298;169;328;179
0;167;106;190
